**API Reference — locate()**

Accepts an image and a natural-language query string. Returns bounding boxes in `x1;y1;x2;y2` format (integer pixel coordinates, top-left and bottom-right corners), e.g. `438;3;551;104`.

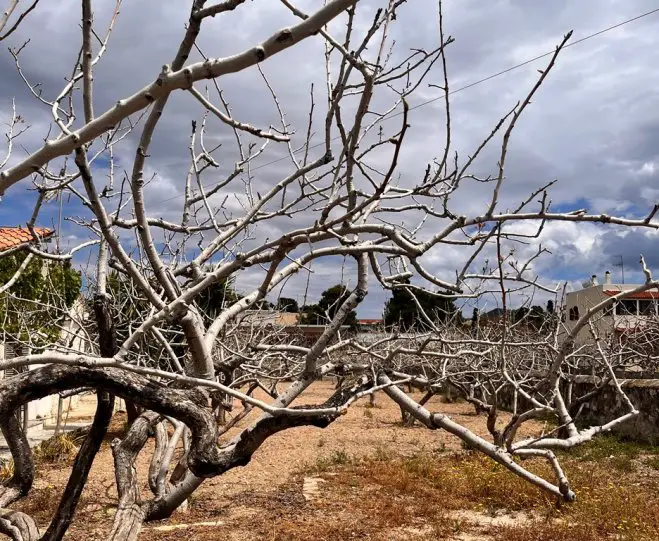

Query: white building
0;297;91;430
563;271;659;346
0;226;90;431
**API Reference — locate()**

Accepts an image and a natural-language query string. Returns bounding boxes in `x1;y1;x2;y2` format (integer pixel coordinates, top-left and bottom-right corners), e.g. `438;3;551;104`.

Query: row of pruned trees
0;1;657;539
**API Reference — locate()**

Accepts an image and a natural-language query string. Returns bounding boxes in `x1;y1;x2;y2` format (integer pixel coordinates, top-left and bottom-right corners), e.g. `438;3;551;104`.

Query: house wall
0;297;89;426
39;297;90;420
562;285;610;346
21;369;83;425
562;283;659;347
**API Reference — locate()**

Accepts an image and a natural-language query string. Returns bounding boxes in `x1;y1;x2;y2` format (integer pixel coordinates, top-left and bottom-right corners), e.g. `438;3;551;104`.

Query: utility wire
149;6;659;207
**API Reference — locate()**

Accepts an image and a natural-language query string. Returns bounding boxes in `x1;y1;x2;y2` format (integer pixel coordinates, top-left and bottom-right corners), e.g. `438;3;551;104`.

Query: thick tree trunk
0;415;37;539
147;422;169;496
401;390;433;427
146;472;202;521
0;416;33;508
125;402;141;426
41;391;114;541
41;293;118;540
109;412;160;541
0;509;39;541
0;363;360;538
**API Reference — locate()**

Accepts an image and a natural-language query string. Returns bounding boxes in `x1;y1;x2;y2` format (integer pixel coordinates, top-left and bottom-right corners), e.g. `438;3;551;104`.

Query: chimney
604;270;612;285
590;274;599;286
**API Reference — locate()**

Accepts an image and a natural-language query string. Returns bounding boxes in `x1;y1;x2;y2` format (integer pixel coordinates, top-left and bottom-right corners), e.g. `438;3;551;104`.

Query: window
569;306;580;321
615;299;638;316
2;342;29;378
2;342;29;428
639;300;656;315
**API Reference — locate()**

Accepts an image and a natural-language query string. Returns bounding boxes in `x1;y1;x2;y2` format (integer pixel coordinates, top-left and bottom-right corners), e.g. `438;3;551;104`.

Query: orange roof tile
0;227;54;253
604;290;659;299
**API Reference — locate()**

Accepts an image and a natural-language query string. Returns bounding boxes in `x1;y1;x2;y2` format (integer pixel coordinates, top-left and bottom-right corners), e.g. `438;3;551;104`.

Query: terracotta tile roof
604;290;659;299
0;227;54;253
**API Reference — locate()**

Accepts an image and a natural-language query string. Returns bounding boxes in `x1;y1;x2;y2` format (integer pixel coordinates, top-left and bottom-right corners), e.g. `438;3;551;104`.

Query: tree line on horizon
0;254;557;334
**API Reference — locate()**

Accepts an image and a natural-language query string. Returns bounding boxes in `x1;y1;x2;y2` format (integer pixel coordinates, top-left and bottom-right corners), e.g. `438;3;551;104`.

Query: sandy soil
12;382;546;540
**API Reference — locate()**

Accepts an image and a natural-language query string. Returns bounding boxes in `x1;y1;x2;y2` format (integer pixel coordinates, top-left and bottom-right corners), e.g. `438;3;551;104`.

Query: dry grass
0;432;81;482
5;386;659;540
0;458;14;481
284;437;659;541
33;433;82;464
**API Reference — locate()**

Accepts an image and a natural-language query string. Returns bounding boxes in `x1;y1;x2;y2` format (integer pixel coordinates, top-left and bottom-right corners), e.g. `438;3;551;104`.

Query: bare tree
0;1;657;539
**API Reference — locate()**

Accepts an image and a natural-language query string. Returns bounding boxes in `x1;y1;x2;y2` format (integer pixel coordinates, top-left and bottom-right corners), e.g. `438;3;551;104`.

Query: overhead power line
149;6;659;206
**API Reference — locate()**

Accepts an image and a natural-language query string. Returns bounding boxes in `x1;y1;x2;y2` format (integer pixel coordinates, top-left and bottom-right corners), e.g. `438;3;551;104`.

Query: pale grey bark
0;1;656;538
0;0;360;193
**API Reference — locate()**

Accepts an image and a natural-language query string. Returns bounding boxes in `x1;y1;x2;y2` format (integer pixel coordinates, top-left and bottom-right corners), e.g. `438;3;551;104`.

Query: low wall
566;376;659;444
499;376;659;444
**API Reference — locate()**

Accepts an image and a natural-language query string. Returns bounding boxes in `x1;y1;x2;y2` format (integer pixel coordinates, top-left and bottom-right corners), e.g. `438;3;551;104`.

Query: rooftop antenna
57;190;63;253
613;255;625;284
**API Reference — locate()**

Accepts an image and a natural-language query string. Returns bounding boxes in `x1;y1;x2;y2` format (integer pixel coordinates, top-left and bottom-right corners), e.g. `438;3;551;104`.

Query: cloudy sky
1;0;658;317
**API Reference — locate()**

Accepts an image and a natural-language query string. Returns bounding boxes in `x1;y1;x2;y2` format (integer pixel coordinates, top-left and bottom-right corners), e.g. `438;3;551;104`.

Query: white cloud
1;0;658;315
638;161;657;176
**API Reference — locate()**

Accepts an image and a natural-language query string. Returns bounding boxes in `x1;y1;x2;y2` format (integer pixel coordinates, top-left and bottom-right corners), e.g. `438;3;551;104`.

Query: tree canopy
511;305;545;329
300;284;358;328
0;252;82;345
276;297;299;313
107;272;242;336
383;281;458;330
195;276;242;321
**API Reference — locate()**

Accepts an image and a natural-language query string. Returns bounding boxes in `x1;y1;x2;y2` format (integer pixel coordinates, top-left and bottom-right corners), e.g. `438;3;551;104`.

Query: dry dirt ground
11;382;659;540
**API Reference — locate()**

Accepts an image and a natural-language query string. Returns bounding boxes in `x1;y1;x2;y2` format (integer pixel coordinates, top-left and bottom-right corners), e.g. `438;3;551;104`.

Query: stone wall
566;376;659;443
499;375;659;444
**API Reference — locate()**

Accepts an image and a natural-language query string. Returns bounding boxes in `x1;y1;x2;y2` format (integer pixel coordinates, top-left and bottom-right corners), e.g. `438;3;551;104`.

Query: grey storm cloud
600;229;659;271
1;0;658;314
